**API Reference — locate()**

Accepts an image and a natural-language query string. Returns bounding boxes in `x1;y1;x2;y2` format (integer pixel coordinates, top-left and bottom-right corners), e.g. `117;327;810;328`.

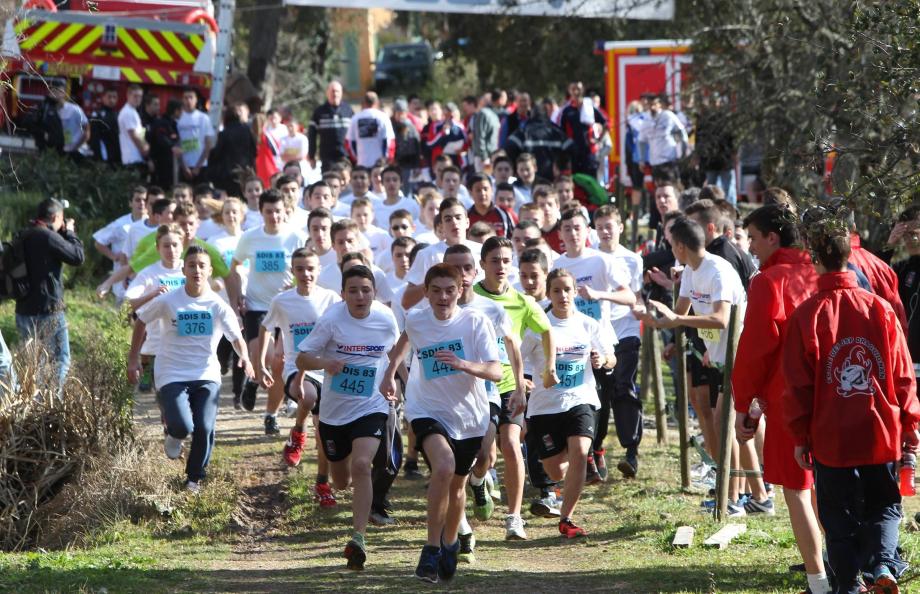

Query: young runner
317;219;393;304
522;268;616;538
473;236;558;539
241;176;265;230
380;263;502;583
376;165;421;223
226;190;306;431
296;265;400;570
306;208;337;271
128;245;254;492
350;197;391;262
553;208;636;481
93;186;148;301
260;249;341;508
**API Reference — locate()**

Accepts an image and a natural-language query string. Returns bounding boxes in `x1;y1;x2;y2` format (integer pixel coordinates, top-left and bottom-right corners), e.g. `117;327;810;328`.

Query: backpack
0;233;30;300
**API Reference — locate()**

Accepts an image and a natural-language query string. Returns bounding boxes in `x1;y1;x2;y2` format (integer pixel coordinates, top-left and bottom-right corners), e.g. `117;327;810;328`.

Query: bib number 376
177;309;213;337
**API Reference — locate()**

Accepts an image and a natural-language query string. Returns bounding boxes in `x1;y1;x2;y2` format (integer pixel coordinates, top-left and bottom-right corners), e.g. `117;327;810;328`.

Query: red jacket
733;248;818;413
782;271;920;467
849;233;908;328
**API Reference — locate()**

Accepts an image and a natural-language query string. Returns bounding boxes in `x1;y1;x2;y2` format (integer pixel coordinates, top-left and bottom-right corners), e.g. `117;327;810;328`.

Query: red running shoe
282;429;307;467
315;481;337;508
558;518;588;539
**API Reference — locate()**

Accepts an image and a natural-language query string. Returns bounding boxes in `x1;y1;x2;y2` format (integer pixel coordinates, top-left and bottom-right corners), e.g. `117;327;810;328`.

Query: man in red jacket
733;204;827;594
849;231;908;328
783;217;920;594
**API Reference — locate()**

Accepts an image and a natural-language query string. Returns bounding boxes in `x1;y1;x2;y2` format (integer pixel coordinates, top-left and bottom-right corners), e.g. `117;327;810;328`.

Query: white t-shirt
93;213;136;270
297;301;399;426
553;248;631;328
137;287;243;387
317;262;393;304
345;107;395;167
262;287;341;382
405;239;483;288
280;132;309;164
404;306;499;440
361;225;392;262
522;311;615;417
196;218;223;242
118;103;144;165
207;229;246;304
461;295;512;406
58;101;88;153
287;206;310;232
127;261;186;356
375;195;421;227
678;251;747;365
609;244;643;340
177;109;215;167
123;219;159;259
243;208;263;231
233;225;306;311
639;109;688;166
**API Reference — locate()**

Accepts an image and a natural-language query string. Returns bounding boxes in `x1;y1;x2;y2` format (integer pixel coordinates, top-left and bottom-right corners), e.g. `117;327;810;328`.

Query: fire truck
0;0;219;151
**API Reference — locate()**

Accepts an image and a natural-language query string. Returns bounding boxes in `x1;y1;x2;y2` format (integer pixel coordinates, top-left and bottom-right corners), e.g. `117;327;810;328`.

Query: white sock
806;572;830;594
458;515;472;536
469;473;484;487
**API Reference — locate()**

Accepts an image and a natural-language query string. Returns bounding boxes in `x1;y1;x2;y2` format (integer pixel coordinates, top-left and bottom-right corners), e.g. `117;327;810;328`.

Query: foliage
683;0;920;247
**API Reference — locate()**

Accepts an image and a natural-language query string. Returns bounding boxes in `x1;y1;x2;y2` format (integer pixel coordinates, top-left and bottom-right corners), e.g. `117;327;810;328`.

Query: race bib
160;276;185;290
255;250;286;273
698;328;722;343
418;339;466;380
181;137;200;153
332;364;377;398
222;249;235;268
497;336;509;364
291;322;314;346
176;309;213;337
574;297;602;320
555;360;586;389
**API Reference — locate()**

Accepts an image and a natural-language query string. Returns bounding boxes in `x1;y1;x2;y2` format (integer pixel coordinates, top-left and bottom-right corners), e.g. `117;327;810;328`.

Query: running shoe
344;539;366;571
470;477;494;520
185;480;200;494
283;398;299;417
743;497;776;516
558;518;588;539
415;545;440;583
233;393;242;411
458;532;476;564
314;482;336;508
586;454;602;485
594;449;609;481
264;414;280;435
529;493;562;518
438;538;460;582
164;433;183;460
504;514;527;540
369;508;396;526
241;380;258;411
872;565;899;594
726;499;747;517
617;454;639;479
403;459;424;480
282;430;307;467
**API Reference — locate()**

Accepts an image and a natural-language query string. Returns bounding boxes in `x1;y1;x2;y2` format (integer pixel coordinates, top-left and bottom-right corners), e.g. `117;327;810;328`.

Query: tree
683;0;920;246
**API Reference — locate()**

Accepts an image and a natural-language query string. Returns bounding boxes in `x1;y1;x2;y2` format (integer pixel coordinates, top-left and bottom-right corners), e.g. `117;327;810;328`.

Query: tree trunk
246;0;284;102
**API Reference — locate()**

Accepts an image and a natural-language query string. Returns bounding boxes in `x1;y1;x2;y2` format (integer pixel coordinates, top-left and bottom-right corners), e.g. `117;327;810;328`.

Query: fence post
649;326;668;446
715;304;741;522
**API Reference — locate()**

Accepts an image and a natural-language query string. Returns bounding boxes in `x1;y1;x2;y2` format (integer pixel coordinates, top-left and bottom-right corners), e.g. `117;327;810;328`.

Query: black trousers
593;336;642;455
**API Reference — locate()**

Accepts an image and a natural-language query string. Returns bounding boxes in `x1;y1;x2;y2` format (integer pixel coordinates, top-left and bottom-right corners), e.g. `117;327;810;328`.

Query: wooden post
650;326;668;445
674;325;690;490
715;305;741;522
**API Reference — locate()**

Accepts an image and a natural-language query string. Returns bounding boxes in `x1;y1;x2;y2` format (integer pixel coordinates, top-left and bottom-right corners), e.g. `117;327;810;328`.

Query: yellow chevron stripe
117;28;149;60
136;29;173;63
94;48;124;58
188;34;204;51
144;68;166;84
121;67;142;83
43;23;85;52
161;30;194;63
20;21;59;50
69;25;102;55
14;19;32;36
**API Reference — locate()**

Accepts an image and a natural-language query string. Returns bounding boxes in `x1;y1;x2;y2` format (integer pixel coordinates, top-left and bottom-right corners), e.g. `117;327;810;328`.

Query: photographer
15;198;84;388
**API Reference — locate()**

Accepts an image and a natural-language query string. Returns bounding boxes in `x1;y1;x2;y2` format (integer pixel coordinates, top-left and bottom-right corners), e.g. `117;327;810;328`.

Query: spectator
119;84;149;171
500;91;531;148
50;81;90;161
638;94;689;184
308;81;354;172
471;92;500;172
149;99;181;189
253;112;283;188
209;103;257;197
177;87;216;183
345;91;395;167
279;118;310;178
88;87;120;165
558;82;598;177
392;98;422;191
15;198;85;388
507;112;572;182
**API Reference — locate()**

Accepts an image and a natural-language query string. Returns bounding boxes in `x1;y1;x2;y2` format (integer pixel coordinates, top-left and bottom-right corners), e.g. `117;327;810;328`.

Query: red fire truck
0;0;219;151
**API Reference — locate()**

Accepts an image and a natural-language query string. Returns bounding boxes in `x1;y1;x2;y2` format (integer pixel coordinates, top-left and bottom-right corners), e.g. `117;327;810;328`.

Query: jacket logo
826;338;885;398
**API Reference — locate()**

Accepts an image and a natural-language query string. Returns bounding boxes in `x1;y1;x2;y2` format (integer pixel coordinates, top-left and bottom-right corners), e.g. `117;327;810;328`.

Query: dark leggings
217;337;245;397
593;337;642;455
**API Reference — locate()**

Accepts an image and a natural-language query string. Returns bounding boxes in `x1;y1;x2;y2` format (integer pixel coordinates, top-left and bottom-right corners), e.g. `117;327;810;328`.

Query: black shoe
415;545;440;583
233;394;242;411
264;415;280;435
617;455;638;479
404;460;424;480
594;449;609;482
241;381;258;411
585;455;601;485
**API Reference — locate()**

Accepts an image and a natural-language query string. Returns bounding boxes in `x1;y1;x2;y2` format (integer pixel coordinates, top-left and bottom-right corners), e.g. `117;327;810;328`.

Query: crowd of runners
86;79;920;594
